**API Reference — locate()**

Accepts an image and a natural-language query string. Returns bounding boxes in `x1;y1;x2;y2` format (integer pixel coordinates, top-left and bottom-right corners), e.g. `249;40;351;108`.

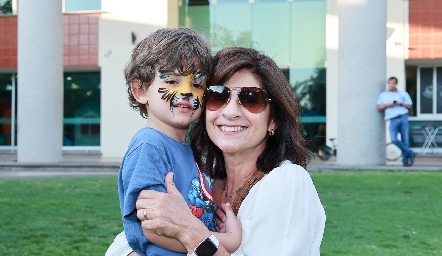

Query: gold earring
269;129;275;136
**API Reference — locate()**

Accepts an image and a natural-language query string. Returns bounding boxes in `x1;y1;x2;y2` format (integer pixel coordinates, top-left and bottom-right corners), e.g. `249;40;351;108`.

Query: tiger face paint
157;69;206;116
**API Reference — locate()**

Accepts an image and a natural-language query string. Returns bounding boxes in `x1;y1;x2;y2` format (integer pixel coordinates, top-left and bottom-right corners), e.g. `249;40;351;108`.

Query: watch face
195;238;218;256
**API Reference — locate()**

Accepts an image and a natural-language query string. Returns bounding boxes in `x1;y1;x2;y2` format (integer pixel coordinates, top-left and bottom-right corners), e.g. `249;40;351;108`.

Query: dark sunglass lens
206;86;230;110
239;88;268;113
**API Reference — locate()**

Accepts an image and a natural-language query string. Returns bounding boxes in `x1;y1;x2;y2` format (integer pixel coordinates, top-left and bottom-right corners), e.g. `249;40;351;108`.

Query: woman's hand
136;172;211;252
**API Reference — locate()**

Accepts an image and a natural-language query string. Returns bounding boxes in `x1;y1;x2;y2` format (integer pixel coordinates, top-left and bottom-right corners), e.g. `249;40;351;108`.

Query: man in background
377;76;416;166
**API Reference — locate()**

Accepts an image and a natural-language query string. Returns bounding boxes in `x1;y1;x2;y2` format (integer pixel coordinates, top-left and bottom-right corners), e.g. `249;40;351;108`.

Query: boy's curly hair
124;28;212;118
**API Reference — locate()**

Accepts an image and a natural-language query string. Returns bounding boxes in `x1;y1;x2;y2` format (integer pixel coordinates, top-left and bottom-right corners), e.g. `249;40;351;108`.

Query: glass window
63;72;100;146
180;0;326;146
180;0;326;112
0;0;12;14
405;66;417;116
409;66;442;117
210;2;253;52
252;2;291;65
211;0;248;4
436;67;442;114
420;67;433;114
64;0;101;12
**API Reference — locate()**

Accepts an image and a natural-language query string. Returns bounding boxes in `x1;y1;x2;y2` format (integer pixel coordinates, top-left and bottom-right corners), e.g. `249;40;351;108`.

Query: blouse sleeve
237;163;326;256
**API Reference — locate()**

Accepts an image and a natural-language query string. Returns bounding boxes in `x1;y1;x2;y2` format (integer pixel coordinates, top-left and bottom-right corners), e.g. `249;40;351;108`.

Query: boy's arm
213;203;242;253
212;232;240;254
120;143;170;254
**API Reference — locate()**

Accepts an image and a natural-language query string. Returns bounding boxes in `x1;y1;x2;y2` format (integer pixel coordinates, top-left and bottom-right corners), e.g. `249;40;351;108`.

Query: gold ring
143;209;148;220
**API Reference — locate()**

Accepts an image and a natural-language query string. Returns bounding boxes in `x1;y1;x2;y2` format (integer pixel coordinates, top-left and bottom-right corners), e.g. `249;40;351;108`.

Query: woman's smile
218;125;247;132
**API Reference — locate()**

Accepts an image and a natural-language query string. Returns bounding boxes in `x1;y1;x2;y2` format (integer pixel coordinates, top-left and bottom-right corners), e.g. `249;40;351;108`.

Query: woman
136;46;326;255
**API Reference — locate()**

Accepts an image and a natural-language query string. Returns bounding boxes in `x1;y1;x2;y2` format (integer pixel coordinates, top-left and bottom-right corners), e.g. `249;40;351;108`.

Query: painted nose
179;75;193;98
181;92;193;98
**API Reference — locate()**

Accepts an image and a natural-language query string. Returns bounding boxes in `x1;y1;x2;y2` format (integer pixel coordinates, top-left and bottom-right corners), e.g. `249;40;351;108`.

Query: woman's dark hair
124;27;212;118
190;46;313;180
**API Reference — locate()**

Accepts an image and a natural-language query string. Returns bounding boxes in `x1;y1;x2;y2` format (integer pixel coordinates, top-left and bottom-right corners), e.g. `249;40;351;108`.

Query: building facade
0;0;440;162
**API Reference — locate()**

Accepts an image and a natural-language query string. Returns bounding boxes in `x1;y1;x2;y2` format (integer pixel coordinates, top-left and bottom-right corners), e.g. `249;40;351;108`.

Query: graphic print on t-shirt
188;163;216;231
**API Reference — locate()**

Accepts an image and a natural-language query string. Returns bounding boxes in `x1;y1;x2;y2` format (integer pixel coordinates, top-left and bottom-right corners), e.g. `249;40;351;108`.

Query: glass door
0;73;17;151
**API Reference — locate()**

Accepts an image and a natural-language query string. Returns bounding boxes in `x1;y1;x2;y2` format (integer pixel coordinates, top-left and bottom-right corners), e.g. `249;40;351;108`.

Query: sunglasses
205;85;272;113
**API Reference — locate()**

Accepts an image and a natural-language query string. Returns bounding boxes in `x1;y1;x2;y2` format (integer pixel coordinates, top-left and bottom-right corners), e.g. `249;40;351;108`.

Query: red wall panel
0;16;17;68
0;13;99;69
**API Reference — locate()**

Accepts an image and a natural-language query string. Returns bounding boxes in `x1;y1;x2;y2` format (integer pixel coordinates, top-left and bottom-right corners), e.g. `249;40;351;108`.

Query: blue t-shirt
377;89;413;120
118;128;216;256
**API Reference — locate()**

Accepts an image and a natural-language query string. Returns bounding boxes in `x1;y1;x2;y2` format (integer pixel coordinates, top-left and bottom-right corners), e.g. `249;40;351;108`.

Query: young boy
109;28;241;256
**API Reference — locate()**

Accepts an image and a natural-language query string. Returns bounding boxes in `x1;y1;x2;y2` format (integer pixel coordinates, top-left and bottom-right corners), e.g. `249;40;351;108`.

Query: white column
17;0;63;162
337;0;386;165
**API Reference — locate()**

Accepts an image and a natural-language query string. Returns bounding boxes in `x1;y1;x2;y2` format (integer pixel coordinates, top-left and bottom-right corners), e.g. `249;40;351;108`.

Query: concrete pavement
0;152;120;179
0;152;441;179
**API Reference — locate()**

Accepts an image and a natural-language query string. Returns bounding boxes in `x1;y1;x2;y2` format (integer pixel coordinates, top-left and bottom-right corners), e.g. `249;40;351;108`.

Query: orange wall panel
62;13;99;67
408;0;442;59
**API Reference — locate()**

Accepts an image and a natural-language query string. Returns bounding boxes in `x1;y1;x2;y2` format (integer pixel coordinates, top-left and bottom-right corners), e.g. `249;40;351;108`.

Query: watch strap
188;234;219;256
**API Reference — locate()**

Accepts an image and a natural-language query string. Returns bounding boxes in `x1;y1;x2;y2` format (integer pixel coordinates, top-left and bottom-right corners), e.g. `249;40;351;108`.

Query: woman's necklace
223;171;253;198
223;170;256;197
223;169;263;215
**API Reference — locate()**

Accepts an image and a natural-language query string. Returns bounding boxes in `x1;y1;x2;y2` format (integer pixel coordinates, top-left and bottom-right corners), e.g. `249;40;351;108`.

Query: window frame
414;66;442;120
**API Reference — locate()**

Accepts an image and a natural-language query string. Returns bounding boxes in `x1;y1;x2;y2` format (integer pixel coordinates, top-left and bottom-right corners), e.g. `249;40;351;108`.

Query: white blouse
232;161;326;256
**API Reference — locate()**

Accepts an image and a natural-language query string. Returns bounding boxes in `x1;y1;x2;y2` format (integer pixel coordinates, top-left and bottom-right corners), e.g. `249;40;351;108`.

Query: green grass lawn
0;177;123;255
311;171;442;256
0;171;441;255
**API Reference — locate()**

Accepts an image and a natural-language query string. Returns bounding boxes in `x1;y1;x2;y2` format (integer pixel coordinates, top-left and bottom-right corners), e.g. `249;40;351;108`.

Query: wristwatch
188;234;219;256
399;103;403;106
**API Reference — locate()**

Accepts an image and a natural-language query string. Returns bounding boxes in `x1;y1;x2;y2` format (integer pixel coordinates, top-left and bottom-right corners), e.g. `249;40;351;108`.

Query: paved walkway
308;154;442;171
0;152;440;179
